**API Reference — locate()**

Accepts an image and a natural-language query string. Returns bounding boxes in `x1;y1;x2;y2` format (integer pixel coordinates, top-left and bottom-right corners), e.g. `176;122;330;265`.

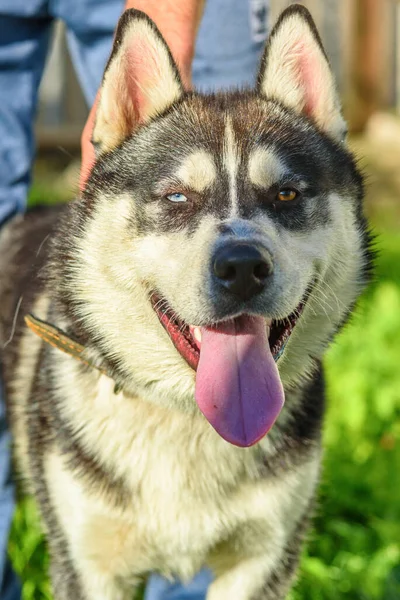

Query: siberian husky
0;5;372;599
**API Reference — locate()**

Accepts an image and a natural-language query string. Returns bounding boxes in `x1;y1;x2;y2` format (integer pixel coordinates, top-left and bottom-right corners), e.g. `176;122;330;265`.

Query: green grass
8;190;400;599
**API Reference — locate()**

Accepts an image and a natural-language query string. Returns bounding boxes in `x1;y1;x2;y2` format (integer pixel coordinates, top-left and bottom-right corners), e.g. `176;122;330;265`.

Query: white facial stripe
223;117;240;216
175;150;216;193
248;147;286;189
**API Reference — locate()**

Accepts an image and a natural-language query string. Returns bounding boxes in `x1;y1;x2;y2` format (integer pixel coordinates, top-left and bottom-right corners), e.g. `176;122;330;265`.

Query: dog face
60;6;370;446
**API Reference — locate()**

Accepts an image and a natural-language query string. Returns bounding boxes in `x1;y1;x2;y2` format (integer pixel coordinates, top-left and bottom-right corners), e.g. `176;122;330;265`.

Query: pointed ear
257;4;346;141
93;9;184;154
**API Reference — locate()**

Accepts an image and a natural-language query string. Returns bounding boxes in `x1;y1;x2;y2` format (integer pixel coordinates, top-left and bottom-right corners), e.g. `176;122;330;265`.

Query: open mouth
150;296;305;371
150;289;310;448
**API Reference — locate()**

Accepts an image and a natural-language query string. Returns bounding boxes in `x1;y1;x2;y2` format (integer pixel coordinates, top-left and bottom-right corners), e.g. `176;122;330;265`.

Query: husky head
60;5;370;447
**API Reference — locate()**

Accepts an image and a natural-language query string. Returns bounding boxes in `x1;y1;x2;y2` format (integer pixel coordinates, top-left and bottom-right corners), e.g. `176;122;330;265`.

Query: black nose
213;243;273;301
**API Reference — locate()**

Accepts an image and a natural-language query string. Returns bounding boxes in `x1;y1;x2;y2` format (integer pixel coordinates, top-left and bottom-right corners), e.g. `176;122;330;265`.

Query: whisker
3;296;23;348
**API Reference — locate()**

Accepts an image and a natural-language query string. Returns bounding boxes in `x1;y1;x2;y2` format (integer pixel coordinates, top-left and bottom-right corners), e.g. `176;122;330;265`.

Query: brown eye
277;188;298;202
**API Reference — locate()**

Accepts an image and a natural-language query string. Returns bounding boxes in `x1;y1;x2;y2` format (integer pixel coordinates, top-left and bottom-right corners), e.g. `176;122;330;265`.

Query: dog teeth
192;327;202;347
193;327;202;344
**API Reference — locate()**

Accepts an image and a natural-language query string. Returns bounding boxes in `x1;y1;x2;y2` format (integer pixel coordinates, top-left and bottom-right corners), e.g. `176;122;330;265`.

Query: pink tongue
195;316;284;447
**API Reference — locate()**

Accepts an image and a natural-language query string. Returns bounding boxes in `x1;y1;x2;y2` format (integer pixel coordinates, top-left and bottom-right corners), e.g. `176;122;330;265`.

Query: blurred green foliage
8;189;400;599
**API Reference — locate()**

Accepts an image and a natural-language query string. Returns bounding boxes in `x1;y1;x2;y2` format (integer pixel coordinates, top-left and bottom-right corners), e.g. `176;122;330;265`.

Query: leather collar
25;313;123;393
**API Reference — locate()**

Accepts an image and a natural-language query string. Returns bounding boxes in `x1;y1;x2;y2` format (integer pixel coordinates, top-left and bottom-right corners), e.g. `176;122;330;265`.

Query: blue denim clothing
0;386;22;600
0;1;267;598
145;570;214;600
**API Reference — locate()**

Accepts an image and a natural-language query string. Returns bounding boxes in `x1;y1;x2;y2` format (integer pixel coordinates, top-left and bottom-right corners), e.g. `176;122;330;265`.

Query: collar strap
24;314;122;393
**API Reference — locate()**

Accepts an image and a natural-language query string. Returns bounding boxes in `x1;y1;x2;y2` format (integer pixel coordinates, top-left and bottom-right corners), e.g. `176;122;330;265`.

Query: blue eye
166;193;187;203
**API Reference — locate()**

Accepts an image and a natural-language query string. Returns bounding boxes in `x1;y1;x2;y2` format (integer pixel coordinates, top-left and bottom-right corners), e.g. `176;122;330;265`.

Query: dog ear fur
257;4;346;141
93;9;184;154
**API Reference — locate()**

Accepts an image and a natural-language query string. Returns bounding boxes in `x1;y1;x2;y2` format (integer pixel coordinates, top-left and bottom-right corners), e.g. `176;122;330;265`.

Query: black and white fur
0;6;372;599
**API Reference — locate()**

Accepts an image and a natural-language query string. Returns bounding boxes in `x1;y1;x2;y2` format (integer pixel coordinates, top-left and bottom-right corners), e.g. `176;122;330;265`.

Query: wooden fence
36;0;400;148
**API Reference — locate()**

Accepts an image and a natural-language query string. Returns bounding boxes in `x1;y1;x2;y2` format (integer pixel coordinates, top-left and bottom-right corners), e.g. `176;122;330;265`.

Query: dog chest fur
43;357;320;584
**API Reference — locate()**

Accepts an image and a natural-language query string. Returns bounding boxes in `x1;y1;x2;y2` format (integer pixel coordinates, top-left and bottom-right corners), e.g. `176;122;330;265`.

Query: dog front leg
48;544;138;600
206;515;307;600
206;551;298;600
50;566;135;600
71;562;138;600
207;554;282;600
43;449;141;600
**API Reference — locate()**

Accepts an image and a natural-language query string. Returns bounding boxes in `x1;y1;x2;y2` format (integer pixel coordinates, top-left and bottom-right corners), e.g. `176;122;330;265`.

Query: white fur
63;193;198;411
278;192;367;387
248;147;286;189
223;117;240;217
44;361;320;597
174;150;217;192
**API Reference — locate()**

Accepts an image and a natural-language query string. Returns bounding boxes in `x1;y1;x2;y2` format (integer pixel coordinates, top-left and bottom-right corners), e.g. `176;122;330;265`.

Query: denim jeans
0;1;267;597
